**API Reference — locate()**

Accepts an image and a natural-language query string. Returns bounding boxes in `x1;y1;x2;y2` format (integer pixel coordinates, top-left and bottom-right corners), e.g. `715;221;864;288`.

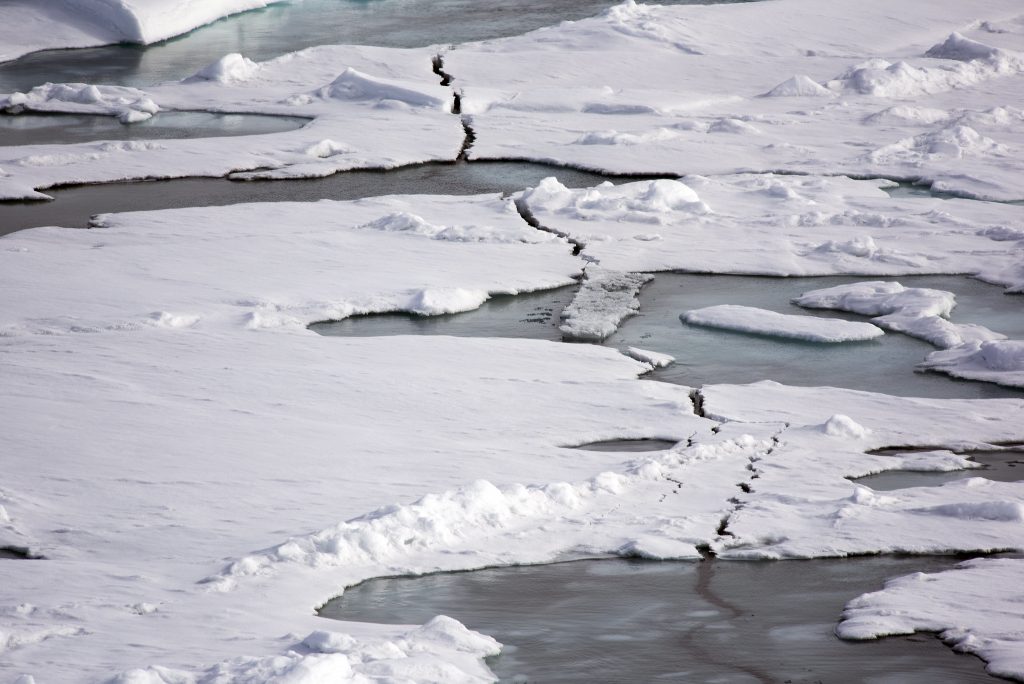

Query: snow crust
838;558;1024;681
448;0;1024;199
680;305;885;343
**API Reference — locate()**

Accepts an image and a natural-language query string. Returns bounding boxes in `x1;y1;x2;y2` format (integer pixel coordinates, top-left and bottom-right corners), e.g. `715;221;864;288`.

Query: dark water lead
0;161;664;237
0;110;309;147
852;449;1024;492
0;0;757;93
321;556;1004;683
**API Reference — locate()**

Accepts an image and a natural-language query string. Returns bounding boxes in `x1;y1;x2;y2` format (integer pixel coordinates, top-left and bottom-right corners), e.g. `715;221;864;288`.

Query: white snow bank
2;83;159;123
838;558;1024;681
761;75;834;98
111;618;500;684
558;269;653;341
518;175;1024;292
680;305;885;343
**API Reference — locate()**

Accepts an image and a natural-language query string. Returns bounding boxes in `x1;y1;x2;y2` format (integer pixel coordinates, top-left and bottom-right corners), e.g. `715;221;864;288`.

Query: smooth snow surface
681;305;885;342
838;558;1024;681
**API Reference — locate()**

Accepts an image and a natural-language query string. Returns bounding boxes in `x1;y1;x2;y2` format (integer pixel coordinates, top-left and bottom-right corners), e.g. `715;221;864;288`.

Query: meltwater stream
321;556;1000;683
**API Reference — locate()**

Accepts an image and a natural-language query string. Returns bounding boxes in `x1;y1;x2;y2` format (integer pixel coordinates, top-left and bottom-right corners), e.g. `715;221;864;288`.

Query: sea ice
680;305;885;343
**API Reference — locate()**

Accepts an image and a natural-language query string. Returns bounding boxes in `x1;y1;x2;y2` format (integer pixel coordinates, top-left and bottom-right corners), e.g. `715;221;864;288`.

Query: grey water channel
321;555;1001;683
0;110;309;147
0;0;755;92
315;272;1024;400
852;449;1024;491
0;162;652;236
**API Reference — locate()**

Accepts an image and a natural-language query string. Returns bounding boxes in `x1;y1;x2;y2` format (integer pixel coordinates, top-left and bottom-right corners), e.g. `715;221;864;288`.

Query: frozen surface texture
680;305;885;343
558;268;652;341
0;0;288;62
0;44;461;199
838;558;1024;681
449;0;1024;199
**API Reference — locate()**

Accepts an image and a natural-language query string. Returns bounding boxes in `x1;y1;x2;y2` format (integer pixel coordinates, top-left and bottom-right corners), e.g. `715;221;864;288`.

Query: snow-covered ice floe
680;304;885;343
795;281;1024;388
0;0;288;63
518;174;1024;291
448;0;1024;199
838;558;1024;682
0;45;461;199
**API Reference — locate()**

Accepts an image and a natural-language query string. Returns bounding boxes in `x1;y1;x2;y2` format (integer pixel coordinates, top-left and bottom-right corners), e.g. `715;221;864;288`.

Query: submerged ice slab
680;304;885;343
559;269;652;341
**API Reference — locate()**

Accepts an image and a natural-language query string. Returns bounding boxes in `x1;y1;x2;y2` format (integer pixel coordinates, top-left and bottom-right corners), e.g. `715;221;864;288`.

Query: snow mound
793;281;1004;349
925;32;1004;62
303;139;352;158
870;125;1009;163
680;305;884;343
325;68;449;110
761;75;833;97
189;53;261;84
2;83;158;124
360;209;554;244
405;288;490;316
560;269;653;341
838;558;1024;680
520;177;708;226
821;414;871;439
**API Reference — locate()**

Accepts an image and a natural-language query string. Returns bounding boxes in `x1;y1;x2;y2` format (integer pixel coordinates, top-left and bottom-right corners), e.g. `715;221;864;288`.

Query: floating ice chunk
793;281;1004;350
325;68;449;110
560;270;653;341
681;305;884;343
626;347;674;368
921;340;1024;388
838;558;1024;681
188;53;261;84
2;83;158;123
761;75;834;97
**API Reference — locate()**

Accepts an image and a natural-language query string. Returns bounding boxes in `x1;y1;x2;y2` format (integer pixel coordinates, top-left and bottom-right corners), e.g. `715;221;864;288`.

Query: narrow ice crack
512;196;585;256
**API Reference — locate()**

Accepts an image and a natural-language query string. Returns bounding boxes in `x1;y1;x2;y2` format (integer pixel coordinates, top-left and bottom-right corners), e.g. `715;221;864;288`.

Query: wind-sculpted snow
838;558;1024;682
794;281;1024;387
0;0;288;62
0;44;461;198
680;305;885;343
518;174;1024;291
448;0;1024;199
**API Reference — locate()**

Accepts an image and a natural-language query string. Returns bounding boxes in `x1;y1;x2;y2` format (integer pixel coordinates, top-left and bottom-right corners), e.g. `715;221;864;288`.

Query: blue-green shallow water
0;110;309;147
0;0;755;92
315;272;1024;400
321;556;1004;683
